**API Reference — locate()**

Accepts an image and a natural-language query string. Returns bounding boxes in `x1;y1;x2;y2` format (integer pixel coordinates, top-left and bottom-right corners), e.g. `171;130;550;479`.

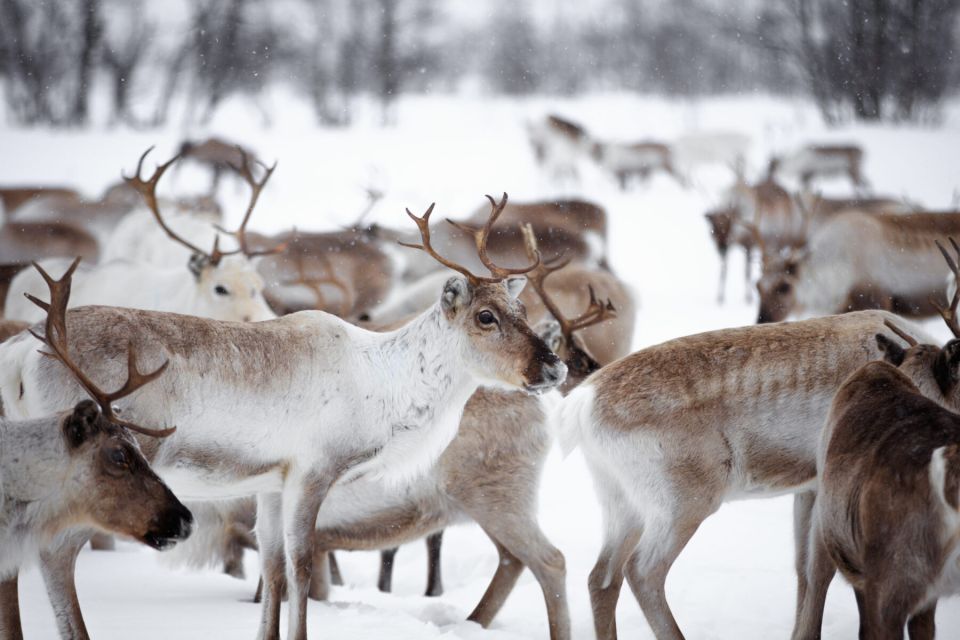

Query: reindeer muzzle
144;502;194;550
524;356;568;395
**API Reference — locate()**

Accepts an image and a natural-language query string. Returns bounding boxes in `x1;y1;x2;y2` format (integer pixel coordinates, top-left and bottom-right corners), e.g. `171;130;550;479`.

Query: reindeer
367;226;624;603
297;235;616;640
0;190;565;640
4;149;277;324
555;309;938;640
793;241;960;640
526;114;592;183
704;205;758;304
771;144;867;190
755;210;960;323
178;137;260;195
0;260;192;639
0;221;100;264
590;140;685;189
0;186;79;216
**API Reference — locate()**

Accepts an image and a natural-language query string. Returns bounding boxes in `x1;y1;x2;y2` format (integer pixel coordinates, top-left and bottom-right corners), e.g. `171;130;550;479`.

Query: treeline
0;0;956;128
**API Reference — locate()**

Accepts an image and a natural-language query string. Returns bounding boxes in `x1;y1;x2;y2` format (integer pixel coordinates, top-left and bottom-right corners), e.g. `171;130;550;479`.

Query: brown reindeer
0;221;100;264
704;205;758;304
556;309;937;640
794;240;960;640
0;260;192;639
0;187;79;215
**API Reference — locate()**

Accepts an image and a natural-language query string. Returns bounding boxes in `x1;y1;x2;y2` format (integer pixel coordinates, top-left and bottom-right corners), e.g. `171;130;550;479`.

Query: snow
5;90;960;638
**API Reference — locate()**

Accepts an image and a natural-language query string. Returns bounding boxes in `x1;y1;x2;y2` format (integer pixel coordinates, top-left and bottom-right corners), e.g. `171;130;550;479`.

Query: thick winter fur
0;274;564;640
794;361;960;640
5;255;275;324
557;310;934;640
0;401;192;638
756;211;960;323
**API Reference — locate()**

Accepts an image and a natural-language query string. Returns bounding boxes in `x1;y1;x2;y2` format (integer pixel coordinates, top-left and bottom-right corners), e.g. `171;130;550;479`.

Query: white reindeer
4;149;277;324
0;191;566;640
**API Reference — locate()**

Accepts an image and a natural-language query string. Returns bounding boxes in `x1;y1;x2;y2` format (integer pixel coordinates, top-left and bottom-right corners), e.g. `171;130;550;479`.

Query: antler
399;193;541;285
521;224;616;340
934;237;960;338
124;147;212;258
226;146;281;258
25;259;175;438
883;319;919;347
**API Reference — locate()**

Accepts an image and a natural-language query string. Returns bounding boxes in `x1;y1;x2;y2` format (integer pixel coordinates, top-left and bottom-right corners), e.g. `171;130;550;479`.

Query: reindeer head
27;259;192;550
400;194;566;394
521;223;615;393
755;250;807;323
56;400;193;550
125;147;282;323
189;253;274;322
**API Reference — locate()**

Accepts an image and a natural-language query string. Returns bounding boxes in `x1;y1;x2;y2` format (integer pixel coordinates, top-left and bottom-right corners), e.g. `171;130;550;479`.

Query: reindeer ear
187;254;208;279
441;276;471;318
876;333;906;366
63;400;101;449
505;276;527;300
936;340;960;391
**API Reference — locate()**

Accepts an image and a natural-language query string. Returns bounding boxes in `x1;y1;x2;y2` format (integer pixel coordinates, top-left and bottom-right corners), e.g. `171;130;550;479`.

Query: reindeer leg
476;518;569;640
378;547;398;593
717;249;728;305
467;539;525;628
622;496;717;640
328;552;343;587
792;502;837;640
282;470;336;640
308;542;332;601
0;572;23;640
588;470;642;640
424;531;444;597
793;491;815;622
861;583;911;640
39;531;90;640
88;533;115;551
744;246;754;303
907;602;936;640
255;493;285;640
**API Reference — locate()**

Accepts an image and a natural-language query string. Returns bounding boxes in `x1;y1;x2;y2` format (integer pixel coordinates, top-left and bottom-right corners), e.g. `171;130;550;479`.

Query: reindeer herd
0;123;957;640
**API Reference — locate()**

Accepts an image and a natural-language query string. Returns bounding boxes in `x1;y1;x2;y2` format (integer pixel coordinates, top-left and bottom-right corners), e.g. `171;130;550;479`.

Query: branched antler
521;224;616;341
934;237;960;338
399;193;541;284
285;243;353;317
25;258;175;438
125;146;282;264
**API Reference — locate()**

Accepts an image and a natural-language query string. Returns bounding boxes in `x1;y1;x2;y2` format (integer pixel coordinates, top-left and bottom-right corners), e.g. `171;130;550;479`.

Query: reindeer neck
371;304;478;413
356;304;481;485
0;417;70;503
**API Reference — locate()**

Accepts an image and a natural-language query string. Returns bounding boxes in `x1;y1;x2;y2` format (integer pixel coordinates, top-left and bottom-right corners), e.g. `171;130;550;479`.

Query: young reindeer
0;260;193;639
4;149;277;324
794;241;960;640
0;193;565;640
556;308;938;640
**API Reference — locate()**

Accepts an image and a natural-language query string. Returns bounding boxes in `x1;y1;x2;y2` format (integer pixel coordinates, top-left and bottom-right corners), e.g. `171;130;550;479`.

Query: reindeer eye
214;285;230;296
109;448;128;468
476;310;497;326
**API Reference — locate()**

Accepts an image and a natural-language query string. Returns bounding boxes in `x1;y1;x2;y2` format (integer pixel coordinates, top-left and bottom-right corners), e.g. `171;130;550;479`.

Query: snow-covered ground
4;90;960;638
